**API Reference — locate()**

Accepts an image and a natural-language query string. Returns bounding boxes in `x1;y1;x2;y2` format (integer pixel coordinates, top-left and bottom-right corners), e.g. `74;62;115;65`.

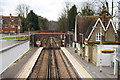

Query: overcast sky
0;0;119;21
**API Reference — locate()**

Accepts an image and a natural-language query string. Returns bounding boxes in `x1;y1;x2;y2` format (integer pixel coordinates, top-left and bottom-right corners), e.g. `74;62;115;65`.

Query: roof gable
106;19;117;33
87;18;105;40
2;16;19;25
77;16;99;39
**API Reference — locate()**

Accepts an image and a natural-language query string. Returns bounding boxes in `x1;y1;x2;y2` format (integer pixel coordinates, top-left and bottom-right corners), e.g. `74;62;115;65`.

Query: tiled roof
77;16;111;41
77;16;99;41
2;16;19;26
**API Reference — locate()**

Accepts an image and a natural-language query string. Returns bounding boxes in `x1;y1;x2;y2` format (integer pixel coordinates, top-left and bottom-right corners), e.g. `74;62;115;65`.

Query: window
0;27;2;29
96;33;101;41
4;31;9;34
11;25;15;28
4;26;8;28
0;19;3;24
10;31;15;33
10;18;14;22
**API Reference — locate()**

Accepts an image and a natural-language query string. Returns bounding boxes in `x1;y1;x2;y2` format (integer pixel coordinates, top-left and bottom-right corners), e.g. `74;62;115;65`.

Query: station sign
100;50;115;54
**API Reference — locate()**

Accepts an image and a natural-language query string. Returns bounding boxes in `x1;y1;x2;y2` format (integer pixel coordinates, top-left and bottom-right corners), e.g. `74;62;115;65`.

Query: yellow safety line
61;47;93;79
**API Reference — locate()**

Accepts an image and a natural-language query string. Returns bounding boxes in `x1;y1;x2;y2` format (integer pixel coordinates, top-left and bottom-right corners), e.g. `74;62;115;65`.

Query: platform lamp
64;34;66;47
117;60;120;80
32;33;35;47
99;27;103;72
74;14;79;53
94;24;103;72
68;31;71;47
79;33;84;60
68;32;70;47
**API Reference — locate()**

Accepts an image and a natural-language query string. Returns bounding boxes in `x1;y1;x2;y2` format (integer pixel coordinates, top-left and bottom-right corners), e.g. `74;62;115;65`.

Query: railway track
28;37;80;80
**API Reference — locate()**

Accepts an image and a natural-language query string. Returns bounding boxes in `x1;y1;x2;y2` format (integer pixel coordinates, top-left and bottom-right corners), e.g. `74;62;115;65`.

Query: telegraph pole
112;0;113;16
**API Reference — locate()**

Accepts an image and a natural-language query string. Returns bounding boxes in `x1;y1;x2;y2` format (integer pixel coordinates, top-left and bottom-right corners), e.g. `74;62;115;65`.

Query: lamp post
32;33;34;47
74;14;79;53
113;47;118;75
118;60;120;80
68;32;71;47
64;34;66;47
75;15;77;45
79;33;84;59
100;27;102;72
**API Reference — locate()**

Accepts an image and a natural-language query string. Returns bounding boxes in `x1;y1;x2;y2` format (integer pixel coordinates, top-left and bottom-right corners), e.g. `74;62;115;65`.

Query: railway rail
28;37;80;80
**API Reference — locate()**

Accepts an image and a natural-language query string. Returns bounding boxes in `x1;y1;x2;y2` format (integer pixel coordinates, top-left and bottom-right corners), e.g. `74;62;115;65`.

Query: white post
69;33;70;47
74;15;77;53
100;27;102;72
33;34;34;47
64;34;65;47
114;59;117;75
81;34;83;47
74;15;78;53
81;34;84;59
114;48;117;75
75;15;77;44
80;33;84;59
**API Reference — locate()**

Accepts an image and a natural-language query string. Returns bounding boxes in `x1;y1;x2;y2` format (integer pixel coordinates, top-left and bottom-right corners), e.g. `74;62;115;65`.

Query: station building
75;8;120;67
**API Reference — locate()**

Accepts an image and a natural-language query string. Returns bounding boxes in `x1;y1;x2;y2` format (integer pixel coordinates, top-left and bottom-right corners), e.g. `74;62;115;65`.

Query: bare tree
92;0;110;15
58;1;71;31
64;1;71;17
80;1;95;16
59;1;71;18
16;4;30;18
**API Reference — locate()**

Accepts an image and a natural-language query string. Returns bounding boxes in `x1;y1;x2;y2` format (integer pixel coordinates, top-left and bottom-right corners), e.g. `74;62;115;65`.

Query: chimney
102;11;106;26
100;6;106;26
10;13;12;18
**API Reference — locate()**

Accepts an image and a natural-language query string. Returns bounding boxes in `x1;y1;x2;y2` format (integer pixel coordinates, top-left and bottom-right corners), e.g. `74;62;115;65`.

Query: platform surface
61;47;93;78
66;47;117;78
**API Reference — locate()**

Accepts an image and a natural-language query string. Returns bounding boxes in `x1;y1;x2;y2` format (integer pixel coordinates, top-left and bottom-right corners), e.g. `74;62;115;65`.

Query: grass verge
2;36;29;39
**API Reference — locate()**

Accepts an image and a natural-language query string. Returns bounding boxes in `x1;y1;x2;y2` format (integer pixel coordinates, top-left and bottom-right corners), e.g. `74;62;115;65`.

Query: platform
61;47;93;78
17;47;43;78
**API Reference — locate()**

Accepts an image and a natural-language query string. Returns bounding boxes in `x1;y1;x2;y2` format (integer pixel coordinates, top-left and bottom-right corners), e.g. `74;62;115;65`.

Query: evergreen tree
38;17;49;30
58;15;68;31
21;17;27;32
68;5;77;31
80;4;95;16
26;10;39;31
